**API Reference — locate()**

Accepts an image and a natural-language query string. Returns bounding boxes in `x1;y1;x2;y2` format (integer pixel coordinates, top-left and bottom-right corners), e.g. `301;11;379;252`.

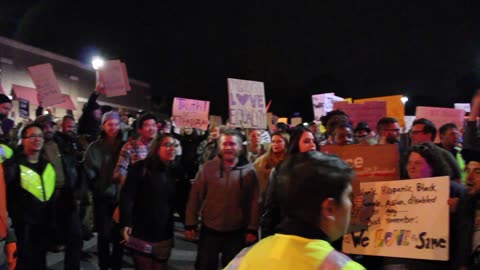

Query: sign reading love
227;78;267;128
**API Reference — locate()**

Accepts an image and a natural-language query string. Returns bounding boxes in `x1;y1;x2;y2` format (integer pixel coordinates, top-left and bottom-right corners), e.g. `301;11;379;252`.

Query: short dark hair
377;117;398;133
288;126;319;154
276;151;354;225
412;118;437;141
62;115;75;122
439;123;458;136
220;129;244;145
406;142;451;178
21;123;44;138
137;113;157;129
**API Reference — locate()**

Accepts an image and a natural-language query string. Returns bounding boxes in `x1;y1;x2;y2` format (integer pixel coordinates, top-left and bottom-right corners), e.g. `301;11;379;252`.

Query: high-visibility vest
224;234;365;270
0;144;13;163
19;163;56;202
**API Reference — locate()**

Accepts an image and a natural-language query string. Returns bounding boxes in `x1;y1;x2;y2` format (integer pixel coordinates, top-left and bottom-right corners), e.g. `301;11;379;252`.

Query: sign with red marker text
321;144;399;228
227;78;266;128
99;60;129;97
28;63;65;107
172;97;210;130
342;177;449;261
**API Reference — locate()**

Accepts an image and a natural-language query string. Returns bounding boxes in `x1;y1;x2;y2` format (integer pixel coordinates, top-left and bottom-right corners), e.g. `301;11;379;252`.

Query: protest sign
454;103;471;113
404;116;416;133
311;92;344;121
19;98;29;119
266;112;273;127
28;63;65;107
342;176;450;261
121;63;131;91
290;117;302;127
355;95;405;127
321;144;399;229
55;94;77;110
12;84;39;105
415;106;465;142
227;78;266;128
333;101;387;132
209;115;222;126
277;117;288;124
172;97;210;130
100;60;128;97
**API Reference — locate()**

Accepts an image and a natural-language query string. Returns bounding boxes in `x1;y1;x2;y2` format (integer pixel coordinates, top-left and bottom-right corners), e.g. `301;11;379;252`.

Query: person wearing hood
83;111;126;270
185;129;260;270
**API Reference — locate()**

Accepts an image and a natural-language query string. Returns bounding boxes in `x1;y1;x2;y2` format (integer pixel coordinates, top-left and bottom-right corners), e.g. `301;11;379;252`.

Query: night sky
2;1;480;120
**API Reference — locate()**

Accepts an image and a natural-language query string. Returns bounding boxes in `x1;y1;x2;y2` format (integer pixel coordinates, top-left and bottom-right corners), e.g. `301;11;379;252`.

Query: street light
91;56;104;70
401;96;408;104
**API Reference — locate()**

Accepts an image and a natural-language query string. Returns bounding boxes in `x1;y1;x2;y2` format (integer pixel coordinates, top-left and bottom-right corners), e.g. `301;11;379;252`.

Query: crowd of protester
0;84;478;270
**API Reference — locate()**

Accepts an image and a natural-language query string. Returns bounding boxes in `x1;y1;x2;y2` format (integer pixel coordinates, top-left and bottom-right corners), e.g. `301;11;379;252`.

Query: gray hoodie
186;155;259;232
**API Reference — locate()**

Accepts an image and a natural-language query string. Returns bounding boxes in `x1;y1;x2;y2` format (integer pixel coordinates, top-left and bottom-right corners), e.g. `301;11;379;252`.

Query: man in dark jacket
0;94;14;145
185;129;259;270
4;123;56;270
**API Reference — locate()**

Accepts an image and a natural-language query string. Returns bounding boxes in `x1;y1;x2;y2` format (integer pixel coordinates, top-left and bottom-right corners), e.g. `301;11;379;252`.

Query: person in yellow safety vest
0;144;13;163
3;123;56;270
225;152;365;270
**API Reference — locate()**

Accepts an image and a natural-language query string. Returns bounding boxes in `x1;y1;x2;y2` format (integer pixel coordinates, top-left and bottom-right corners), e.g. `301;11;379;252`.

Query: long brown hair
144;134;175;173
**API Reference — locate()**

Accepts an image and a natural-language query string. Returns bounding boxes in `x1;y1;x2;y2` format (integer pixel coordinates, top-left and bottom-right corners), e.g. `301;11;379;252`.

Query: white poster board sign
342;176;450;261
28;63;65;107
454;103;471;113
172;97;210;130
100;60;129;97
227;78;266;128
312;92;344;121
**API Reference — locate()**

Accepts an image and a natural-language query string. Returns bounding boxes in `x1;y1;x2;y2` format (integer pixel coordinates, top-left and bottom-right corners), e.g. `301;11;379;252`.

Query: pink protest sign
122;63;131;91
172;97;210;130
12;84;39;105
333;101;387;131
415;106;465;142
227;78;267;128
55;94;77;110
28;63;65;107
100;60;128;97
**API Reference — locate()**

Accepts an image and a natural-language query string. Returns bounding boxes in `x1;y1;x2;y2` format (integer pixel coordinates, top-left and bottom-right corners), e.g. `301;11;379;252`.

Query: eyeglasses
23;134;44;139
161;143;179;148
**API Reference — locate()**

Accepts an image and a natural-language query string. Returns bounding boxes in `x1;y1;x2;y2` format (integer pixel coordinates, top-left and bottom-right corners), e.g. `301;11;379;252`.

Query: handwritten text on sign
228;78;266;128
28;63;65;107
172;97;210;130
342;177;450;261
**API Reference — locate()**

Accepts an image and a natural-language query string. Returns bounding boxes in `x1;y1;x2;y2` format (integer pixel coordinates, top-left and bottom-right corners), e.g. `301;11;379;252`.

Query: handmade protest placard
19;98;29;119
342;176;450;261
121;63;131;91
172;97;210;130
290;117;302;127
355;95;405;127
12;84;39;105
311;93;344;121
99;60;128;97
415;106;465;142
55;94;77;111
28;63;65;107
454;103;471;113
209;115;222;126
321;144;399;227
227;78;266;128
333;101;387;132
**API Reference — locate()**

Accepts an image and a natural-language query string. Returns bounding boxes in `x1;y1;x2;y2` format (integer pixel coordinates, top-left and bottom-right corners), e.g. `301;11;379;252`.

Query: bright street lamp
91;56;104;70
401;96;408;104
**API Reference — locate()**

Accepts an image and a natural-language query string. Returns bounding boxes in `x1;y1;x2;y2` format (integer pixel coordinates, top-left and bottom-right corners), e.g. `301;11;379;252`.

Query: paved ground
46;223;197;270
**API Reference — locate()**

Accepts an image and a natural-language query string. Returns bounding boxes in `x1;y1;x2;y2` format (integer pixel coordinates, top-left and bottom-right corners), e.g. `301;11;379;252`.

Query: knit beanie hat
101;111;120;125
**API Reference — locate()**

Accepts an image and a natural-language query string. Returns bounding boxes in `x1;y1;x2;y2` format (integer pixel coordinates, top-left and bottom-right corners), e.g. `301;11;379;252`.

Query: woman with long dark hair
120;134;185;270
